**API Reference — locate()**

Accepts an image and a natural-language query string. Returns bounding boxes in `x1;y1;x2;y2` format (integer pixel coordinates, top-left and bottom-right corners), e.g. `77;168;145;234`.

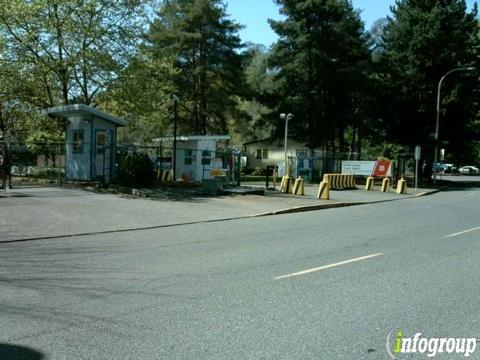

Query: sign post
414;145;421;191
439;148;445;181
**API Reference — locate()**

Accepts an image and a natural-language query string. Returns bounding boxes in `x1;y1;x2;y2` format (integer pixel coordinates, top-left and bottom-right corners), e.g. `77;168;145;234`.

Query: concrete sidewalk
0;184;437;243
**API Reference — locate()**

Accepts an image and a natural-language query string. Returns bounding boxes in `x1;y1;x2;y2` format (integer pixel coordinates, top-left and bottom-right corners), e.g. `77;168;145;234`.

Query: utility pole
172;95;179;182
434;67;475;184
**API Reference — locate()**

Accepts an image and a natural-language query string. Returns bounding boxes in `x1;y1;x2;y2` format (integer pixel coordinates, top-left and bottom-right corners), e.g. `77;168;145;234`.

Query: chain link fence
269;150;415;184
118;144;242;187
1;141;65;188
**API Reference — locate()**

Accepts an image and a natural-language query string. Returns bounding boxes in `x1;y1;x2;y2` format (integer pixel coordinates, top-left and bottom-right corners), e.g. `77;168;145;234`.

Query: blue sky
225;0;478;47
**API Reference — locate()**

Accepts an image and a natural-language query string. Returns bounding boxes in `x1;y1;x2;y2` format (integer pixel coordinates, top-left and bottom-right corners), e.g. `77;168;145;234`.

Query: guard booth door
94;130;112;183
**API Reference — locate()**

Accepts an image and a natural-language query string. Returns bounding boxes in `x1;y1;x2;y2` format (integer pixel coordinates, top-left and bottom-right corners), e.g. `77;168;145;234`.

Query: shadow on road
0;344;46;360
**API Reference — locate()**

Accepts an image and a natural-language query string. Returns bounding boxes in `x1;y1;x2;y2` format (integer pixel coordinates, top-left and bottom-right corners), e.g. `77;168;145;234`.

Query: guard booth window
201;150;211;165
96;132;106;155
184;150;193;165
72;130;84;153
256;149;268;159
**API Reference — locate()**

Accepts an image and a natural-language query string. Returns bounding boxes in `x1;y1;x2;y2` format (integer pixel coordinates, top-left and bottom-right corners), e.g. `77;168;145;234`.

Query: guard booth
154;135;231;182
47;104;127;184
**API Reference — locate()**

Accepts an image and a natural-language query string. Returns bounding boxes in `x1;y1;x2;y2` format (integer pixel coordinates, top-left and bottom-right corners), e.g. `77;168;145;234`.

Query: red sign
373;160;392;177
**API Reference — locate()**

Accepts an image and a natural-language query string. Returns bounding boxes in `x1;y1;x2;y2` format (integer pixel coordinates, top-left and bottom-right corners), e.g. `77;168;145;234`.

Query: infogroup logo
386;329;478;358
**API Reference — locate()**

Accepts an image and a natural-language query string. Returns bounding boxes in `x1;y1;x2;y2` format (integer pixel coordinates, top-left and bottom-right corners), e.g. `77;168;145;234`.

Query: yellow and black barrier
280;176;291;193
158;169;173;183
396;178;407;194
317;180;330;200
381;177;391;192
322;174;356;190
365;176;375;191
292;177;305;196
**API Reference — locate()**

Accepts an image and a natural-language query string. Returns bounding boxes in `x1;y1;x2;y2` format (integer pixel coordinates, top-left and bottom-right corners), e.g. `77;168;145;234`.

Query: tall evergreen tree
230;44;277;142
148;0;245;135
269;0;372;151
378;0;479;170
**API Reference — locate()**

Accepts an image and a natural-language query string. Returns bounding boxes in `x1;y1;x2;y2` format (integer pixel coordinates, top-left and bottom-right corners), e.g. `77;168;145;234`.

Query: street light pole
433;67;475;184
280;113;293;177
172;95;179;182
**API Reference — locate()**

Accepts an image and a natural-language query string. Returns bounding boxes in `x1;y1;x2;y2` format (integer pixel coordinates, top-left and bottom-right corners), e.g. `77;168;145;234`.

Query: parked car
443;163;456;173
432;163;456;173
459;166;479;175
432;162;447;172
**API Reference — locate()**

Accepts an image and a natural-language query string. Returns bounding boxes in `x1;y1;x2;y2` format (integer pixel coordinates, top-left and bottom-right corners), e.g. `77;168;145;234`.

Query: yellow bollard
292;177;305;196
396;178;407;194
317;180;330;200
281;176;291;193
365;176;375;191
292;177;300;195
167;170;173;183
381;177;391;192
272;168;277;190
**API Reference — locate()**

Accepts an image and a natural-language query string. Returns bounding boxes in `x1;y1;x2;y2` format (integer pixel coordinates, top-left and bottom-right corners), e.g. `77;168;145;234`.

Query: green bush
36;169;62;179
251;167;265;176
116;153;154;187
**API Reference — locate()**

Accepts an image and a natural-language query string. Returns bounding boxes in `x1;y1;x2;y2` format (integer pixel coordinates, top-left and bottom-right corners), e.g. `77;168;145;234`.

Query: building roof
47;104;127;127
153;135;231;142
243;137;304;146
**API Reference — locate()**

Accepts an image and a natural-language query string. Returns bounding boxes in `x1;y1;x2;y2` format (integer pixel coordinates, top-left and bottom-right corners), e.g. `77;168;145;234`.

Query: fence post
0;137;5;192
57;143;62;187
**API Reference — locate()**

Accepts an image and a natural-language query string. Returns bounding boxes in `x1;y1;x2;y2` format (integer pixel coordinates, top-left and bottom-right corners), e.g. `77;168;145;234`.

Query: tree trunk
338;121;345;154
350;126;356;160
356;127;362;160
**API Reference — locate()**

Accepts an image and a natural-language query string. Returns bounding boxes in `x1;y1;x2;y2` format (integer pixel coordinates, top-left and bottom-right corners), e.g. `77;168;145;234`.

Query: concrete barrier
381;177;391;192
317;180;330;200
280;176;291;193
396;178;407;194
292;177;304;196
365;176;375;191
323;174;356;190
159;170;173;183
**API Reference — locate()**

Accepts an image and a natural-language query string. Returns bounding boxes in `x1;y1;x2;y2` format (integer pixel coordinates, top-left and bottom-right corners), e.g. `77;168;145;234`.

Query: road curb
252;202;365;216
414;189;441;197
252;188;441;217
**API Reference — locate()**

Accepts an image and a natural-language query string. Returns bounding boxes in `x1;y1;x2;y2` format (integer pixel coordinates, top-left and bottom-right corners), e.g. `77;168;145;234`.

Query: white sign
415;145;421;161
341;161;376;176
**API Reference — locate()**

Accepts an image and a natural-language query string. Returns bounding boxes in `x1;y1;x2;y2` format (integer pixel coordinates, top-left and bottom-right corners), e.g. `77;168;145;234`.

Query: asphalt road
1;188;479;359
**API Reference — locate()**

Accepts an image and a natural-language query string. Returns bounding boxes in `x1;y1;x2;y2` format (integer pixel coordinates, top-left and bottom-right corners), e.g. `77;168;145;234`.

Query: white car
459;166;479;175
